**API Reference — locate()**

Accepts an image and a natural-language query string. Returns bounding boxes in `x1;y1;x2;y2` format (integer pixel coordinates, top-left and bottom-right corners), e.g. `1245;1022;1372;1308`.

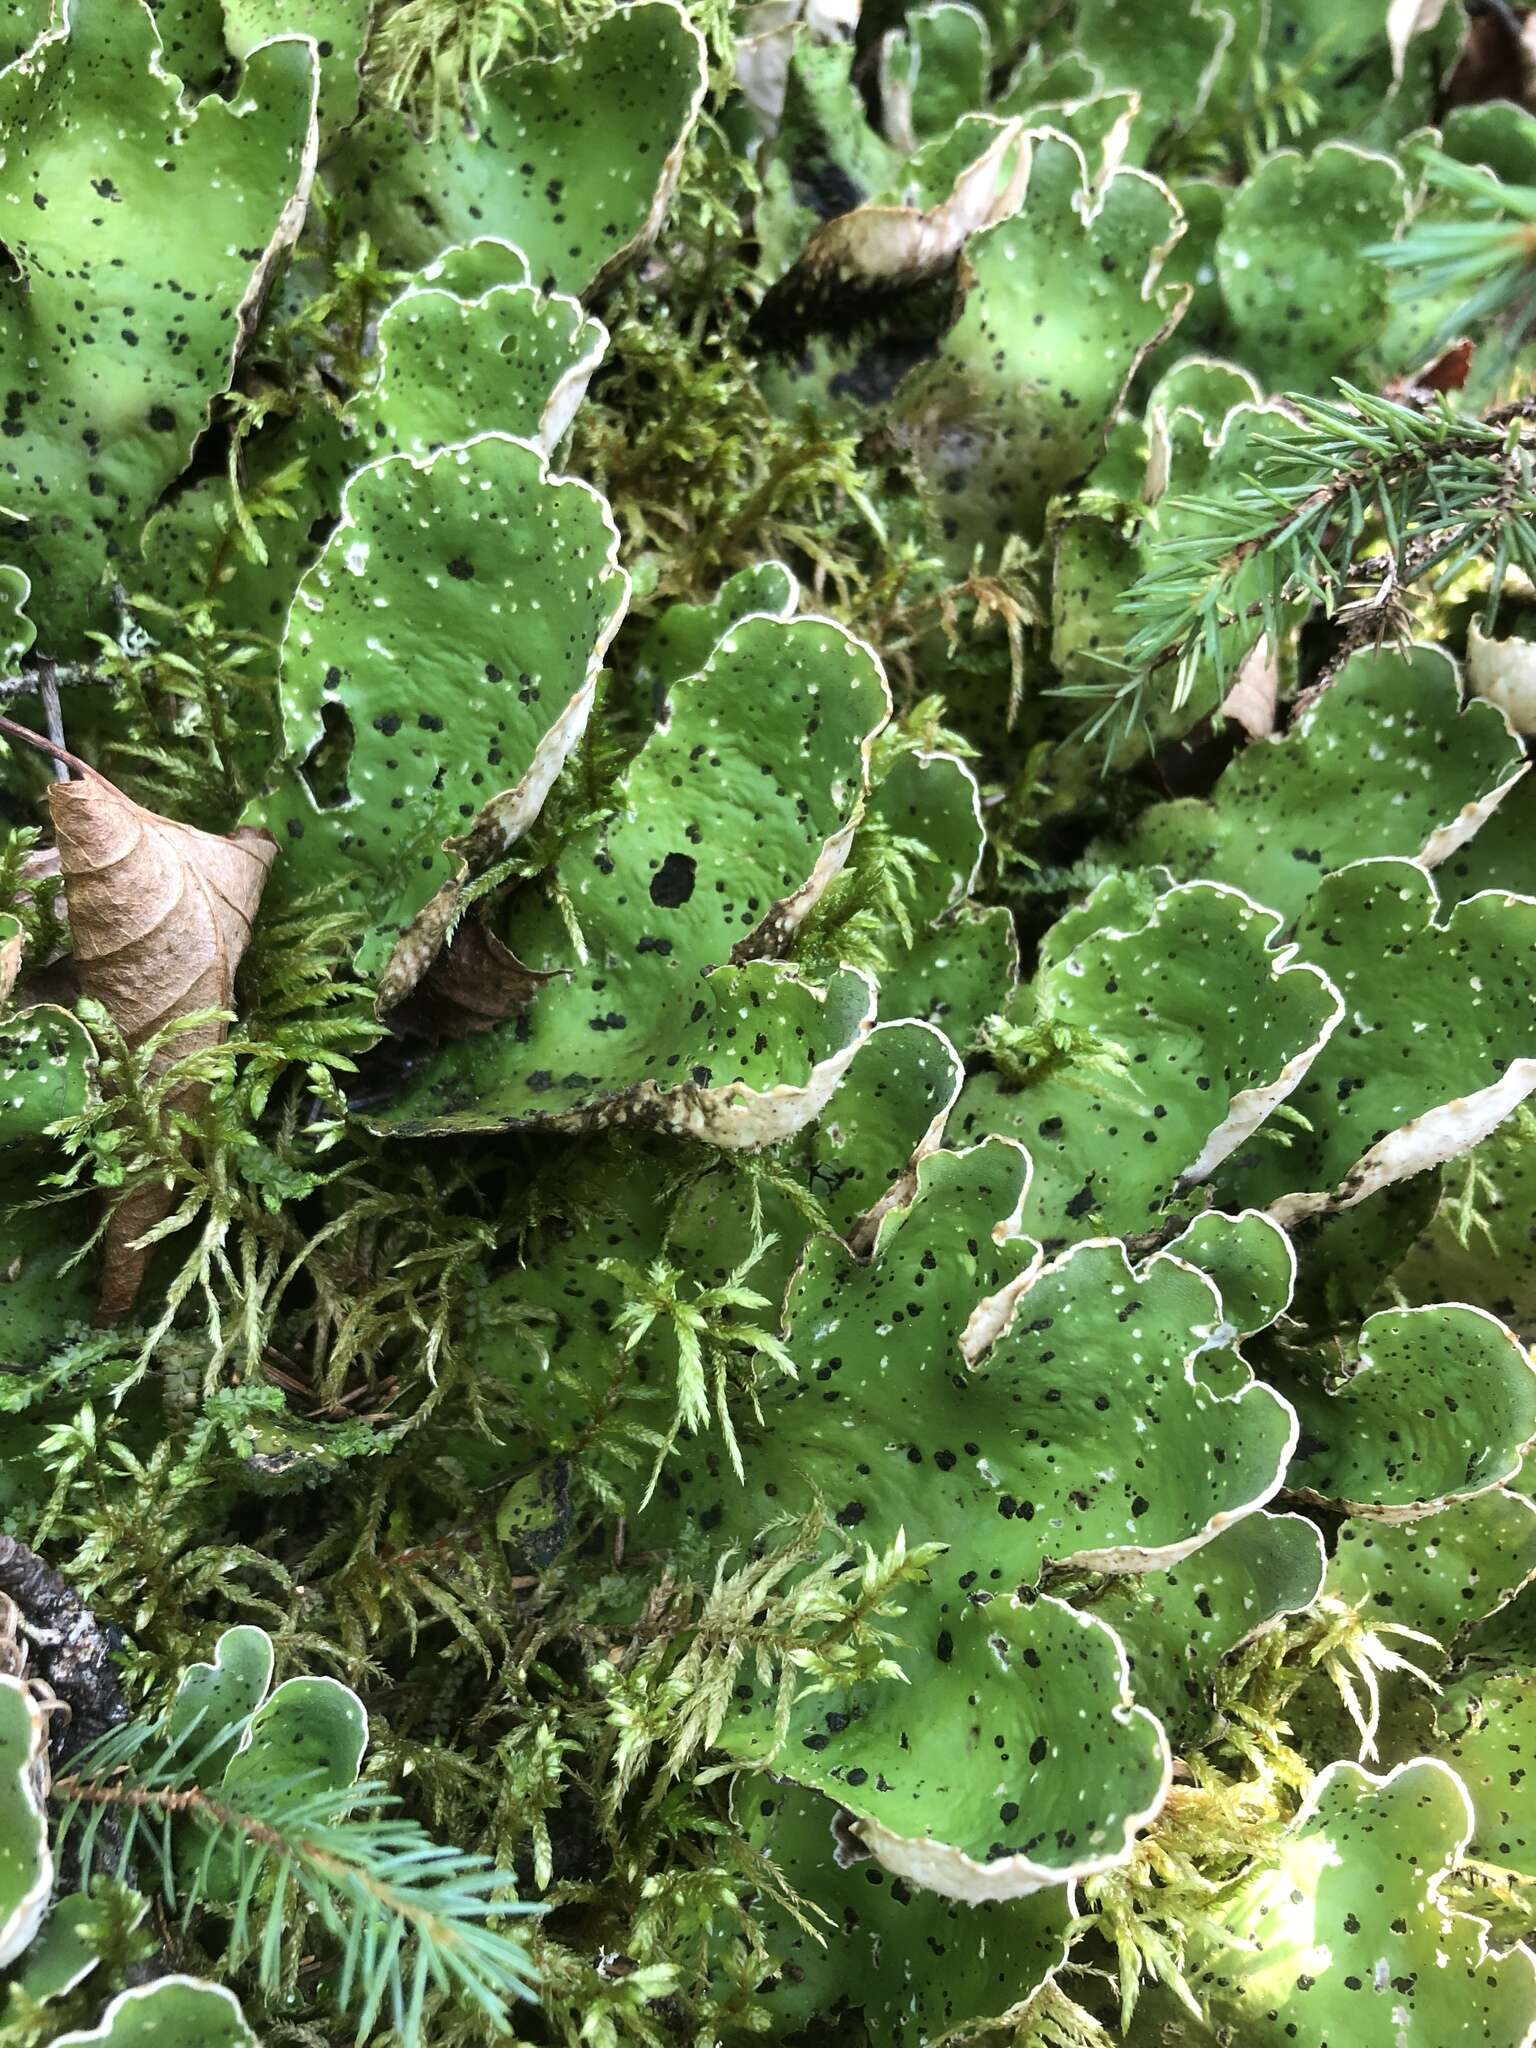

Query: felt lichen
11;3;1536;2046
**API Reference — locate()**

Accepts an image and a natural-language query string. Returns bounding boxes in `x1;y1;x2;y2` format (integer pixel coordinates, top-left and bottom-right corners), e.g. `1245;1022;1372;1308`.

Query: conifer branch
52;1714;540;2045
1068;383;1536;753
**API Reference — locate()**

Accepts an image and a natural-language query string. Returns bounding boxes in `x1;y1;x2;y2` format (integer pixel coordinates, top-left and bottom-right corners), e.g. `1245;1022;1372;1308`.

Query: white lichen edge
1386;0;1454;80
959;1143;1045;1365
792;116;1033;290
734;2;801;135
1179;982;1344;1185
0;1674;52;1971
1288;1300;1536;1523
845;1595;1172;1903
1466;1487;1536;1631
996;1239;1298;1576
1129;882;1345;1188
1271;1057;1536;1226
1337;1057;1536;1207
1467;621;1536;737
731;614;894;962
1416;754;1529;867
875;2;994;154
356;277;610;461
591;0;711;294
1233;1753;1536;2048
1163;1206;1298;1335
47;1975;259;2047
230;34;322;355
458;4;706;299
852;1131;1039;1354
1227;1511;1328;1659
912;122;1191;384
227;1671;370;1784
173;1622;276;1732
844;1019;967;1256
371;433;630;1014
963;879;1340;1243
923;748;992;911
420;235;531;288
1144;382;1286;508
4;2;324;446
540;967;880;1148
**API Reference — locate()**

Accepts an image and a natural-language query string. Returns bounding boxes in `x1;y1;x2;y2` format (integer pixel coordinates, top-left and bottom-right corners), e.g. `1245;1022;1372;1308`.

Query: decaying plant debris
5;1;1536;2044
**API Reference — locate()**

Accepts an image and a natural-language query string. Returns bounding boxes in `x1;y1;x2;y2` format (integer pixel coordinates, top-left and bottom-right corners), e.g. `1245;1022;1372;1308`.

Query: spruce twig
1061;384;1536;755
54;1711;541;2045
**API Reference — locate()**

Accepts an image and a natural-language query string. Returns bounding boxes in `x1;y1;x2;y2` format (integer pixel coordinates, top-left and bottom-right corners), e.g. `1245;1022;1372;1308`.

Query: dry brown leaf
47;781;276;1053
0;720;278;1318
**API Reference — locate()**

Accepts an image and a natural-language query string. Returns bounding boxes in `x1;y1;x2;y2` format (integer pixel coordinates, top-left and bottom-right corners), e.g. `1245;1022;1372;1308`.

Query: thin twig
1483;395;1536;428
0;663;94;700
35;659;69;783
0;710;103;782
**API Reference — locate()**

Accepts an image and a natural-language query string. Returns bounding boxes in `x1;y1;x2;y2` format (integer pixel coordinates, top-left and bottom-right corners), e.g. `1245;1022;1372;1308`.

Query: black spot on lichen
650;851;697;908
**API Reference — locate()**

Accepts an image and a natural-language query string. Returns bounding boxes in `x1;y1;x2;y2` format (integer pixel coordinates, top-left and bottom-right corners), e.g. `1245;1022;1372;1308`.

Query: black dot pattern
0;1;314;651
330;1;707;295
1225;861;1536;1210
254;433;626;981
1118;644;1524;926
378;616;889;1136
1190;1759;1535;2045
958;877;1339;1245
